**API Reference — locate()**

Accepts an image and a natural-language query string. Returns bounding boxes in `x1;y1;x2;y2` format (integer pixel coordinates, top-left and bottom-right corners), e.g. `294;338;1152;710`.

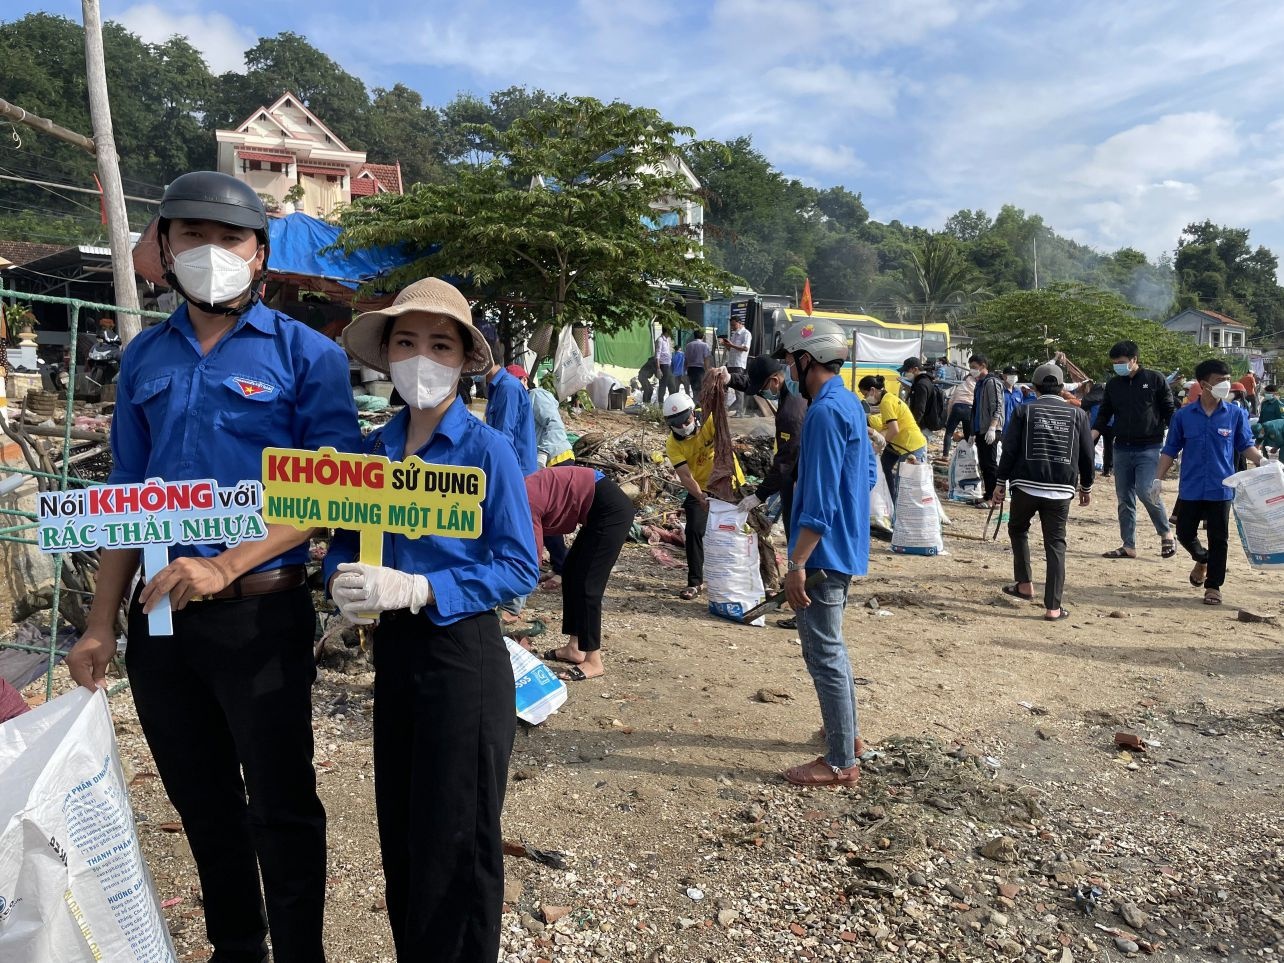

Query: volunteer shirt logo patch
225;375;277;401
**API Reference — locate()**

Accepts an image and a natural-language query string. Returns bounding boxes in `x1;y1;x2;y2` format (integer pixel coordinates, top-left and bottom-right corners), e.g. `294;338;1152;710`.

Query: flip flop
541;648;583;666
1002;584;1035;601
679;584;703;600
558;665;602;682
1189;563;1207;587
1161;539;1177;558
1102;547;1136;559
1044;608;1071;621
1203;589;1222;606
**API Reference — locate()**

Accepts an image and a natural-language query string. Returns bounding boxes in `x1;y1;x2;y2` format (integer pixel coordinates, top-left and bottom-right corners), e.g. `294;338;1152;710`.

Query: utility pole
82;0;142;343
1033;235;1039;291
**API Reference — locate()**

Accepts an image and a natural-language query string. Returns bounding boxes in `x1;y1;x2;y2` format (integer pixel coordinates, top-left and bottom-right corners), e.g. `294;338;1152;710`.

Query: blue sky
31;0;1284;262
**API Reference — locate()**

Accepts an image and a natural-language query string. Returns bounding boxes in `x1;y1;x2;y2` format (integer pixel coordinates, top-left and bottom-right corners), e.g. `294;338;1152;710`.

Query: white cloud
1074;113;1238;192
113;5;256;73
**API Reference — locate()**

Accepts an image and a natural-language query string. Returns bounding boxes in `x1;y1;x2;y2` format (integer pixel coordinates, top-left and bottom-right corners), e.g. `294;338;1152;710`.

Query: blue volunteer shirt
109;300;361;570
789;375;876;577
1161;399;1254;501
485;368;539;475
324;399;540;625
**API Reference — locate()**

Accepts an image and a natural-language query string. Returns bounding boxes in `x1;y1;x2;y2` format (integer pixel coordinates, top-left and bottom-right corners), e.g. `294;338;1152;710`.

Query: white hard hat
662;392;695;421
773;318;849;364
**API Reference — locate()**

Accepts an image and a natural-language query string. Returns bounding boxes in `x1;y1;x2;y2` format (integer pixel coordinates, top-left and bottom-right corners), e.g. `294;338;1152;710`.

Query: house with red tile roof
215;92;403;218
1163;307;1249;350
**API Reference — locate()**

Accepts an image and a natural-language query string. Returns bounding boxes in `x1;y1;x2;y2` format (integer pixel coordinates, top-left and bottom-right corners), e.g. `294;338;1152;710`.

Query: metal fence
1;286;168;699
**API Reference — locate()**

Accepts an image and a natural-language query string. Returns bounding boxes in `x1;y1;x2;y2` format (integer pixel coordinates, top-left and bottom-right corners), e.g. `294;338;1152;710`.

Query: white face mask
672;419;697;438
864;391;880;405
1005;375;1018;387
969;367;981;377
1208;380;1232;401
171;244;256;304
389;355;462;409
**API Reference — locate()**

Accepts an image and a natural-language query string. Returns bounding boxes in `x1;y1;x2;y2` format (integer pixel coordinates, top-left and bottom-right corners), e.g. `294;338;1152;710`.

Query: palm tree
897;234;989;354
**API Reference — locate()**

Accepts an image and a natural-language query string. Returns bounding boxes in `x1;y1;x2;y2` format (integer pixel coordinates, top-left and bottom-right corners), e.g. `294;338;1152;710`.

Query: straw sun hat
341;277;494;375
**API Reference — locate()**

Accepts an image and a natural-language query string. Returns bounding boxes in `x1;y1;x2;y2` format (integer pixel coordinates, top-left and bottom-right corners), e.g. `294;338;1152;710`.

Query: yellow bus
776;308;951;391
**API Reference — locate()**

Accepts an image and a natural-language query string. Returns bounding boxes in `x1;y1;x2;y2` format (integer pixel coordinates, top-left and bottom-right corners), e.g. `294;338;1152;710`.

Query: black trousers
561;478;634;650
657;363;675;406
373;609;514;963
688;365;705;396
1007;489;1071;611
975;435;999;500
943;403;972;455
126;585;325;963
1176;499;1232;590
683;493;708;587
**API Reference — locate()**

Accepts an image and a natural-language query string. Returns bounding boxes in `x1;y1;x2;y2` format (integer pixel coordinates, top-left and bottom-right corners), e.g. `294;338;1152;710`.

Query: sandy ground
14;417;1284;962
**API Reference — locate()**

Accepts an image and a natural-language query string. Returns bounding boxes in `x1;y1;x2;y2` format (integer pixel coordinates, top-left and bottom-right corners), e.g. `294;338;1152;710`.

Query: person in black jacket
898;356;936;429
714;357;805;535
1091;340;1176;560
969;354;1006;503
994;362;1094;622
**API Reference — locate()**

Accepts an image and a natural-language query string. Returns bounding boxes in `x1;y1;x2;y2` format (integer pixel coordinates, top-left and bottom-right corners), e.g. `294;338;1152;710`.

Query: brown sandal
1203;588;1222;605
1190;563;1207;587
784;756;860;787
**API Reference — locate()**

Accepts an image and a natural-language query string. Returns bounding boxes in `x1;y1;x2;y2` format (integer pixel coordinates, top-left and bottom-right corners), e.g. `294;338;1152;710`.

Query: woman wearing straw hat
323;277;540;962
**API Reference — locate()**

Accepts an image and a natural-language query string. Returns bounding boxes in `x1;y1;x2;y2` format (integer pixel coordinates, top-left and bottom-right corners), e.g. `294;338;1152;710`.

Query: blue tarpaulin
266;212;420;289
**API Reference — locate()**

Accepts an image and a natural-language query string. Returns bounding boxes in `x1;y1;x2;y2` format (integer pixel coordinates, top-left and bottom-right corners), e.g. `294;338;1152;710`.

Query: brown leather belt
193;565;306;602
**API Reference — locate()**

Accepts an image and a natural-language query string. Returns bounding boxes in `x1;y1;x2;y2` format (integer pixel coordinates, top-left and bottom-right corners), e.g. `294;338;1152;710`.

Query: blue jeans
798;570;858;769
1113;445;1170;548
500;595;528;617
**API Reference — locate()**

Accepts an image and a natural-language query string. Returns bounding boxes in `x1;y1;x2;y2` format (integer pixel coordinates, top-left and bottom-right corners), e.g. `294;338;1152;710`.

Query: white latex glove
984;427;997;445
739;493;762;512
709;366;730;388
537;451;549;468
1148;478;1163;502
333;562;432;624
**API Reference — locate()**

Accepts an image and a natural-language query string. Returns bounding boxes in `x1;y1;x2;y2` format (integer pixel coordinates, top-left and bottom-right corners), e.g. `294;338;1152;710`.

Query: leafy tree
204;32;371;147
1175;220;1284;337
440;86;564;165
894;234;988;325
943;208;992;243
366;84;449;186
968;283;1204;378
336;97;740;359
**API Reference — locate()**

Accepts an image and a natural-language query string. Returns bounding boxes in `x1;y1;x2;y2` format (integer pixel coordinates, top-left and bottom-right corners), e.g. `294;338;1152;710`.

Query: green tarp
593;324;653;369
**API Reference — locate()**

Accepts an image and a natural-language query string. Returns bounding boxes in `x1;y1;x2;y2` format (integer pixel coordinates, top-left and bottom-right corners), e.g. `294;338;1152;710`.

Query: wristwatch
787;559;804;573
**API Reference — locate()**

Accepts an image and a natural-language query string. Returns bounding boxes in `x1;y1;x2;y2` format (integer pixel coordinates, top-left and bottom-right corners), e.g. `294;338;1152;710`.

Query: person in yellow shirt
662;393;744;600
860;374;926;502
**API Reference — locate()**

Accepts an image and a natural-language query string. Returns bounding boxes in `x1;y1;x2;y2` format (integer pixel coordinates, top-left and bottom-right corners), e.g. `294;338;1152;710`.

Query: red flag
93;173;106;224
800;277;813;316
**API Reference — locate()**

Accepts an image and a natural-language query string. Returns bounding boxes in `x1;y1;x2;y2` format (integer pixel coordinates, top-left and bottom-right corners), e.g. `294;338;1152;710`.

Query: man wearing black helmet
66;171;361;963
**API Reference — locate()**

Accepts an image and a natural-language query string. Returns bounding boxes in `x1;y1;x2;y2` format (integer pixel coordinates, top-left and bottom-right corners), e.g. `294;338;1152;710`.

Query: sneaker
783;756;860;787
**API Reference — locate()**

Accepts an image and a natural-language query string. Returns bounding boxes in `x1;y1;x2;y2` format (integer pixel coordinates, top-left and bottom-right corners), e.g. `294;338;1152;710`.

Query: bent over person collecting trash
66;171;361;963
775;319;875;788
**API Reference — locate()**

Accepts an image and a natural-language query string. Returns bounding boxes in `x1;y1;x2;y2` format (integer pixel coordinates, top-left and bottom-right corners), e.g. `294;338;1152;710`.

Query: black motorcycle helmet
158;171;271;316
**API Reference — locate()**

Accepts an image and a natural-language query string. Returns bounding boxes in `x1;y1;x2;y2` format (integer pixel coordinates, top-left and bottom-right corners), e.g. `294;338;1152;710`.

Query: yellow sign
262;446;487;565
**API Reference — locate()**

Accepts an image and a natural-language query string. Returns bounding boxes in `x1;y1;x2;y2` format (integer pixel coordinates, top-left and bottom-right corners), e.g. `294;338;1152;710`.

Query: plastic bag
1224;461;1284;567
0;687;177;961
891;462;945;556
704;499;766;626
947;440;982;502
870;459;894;529
552;325;594;401
505;639;568;725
